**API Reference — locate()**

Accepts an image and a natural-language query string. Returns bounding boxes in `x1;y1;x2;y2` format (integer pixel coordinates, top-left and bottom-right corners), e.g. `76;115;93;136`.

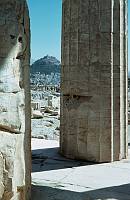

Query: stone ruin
0;0;128;199
60;0;128;163
0;0;31;199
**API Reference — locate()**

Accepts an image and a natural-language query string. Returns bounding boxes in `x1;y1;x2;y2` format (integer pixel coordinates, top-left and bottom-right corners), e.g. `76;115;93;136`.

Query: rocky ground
31;89;60;140
32;113;60;140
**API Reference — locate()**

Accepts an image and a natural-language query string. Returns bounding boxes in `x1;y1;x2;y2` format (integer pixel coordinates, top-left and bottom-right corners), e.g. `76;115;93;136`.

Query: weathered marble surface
61;0;128;162
0;0;31;199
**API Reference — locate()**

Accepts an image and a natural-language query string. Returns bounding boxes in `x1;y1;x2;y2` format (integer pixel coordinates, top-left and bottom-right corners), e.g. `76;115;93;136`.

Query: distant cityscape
30;55;60;140
30;55;60;88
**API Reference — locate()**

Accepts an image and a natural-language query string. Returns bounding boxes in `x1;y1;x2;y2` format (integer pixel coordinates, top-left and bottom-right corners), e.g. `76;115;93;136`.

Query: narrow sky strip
27;0;62;61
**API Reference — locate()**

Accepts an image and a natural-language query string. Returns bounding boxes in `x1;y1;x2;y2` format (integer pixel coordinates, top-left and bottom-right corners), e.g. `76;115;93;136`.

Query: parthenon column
60;0;128;162
0;0;31;199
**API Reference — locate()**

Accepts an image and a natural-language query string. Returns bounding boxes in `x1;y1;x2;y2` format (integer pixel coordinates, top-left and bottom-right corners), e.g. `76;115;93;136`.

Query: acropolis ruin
0;0;128;199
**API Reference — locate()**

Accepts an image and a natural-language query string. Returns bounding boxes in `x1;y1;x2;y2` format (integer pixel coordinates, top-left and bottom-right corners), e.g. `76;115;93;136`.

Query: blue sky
27;0;62;61
27;0;130;71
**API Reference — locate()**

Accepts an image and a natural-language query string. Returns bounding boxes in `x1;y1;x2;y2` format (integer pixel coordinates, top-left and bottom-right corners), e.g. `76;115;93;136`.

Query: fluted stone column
60;0;128;162
0;0;31;199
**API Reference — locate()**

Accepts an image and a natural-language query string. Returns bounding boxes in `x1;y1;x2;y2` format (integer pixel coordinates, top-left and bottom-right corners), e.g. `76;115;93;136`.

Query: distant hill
31;55;60;75
30;56;60;86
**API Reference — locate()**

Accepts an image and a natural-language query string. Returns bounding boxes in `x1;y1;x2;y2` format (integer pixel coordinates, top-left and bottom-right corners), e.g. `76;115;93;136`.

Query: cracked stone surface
31;139;130;200
0;0;31;199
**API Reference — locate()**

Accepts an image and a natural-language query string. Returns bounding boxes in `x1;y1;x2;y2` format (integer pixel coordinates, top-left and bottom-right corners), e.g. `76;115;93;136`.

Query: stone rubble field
32;114;60;140
31;91;60;140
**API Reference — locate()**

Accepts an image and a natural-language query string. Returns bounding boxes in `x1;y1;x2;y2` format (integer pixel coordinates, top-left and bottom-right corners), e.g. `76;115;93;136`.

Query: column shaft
60;0;128;162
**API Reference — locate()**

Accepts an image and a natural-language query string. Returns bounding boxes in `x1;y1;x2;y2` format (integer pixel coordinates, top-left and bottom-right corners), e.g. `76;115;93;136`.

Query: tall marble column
0;0;31;199
60;0;128;162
